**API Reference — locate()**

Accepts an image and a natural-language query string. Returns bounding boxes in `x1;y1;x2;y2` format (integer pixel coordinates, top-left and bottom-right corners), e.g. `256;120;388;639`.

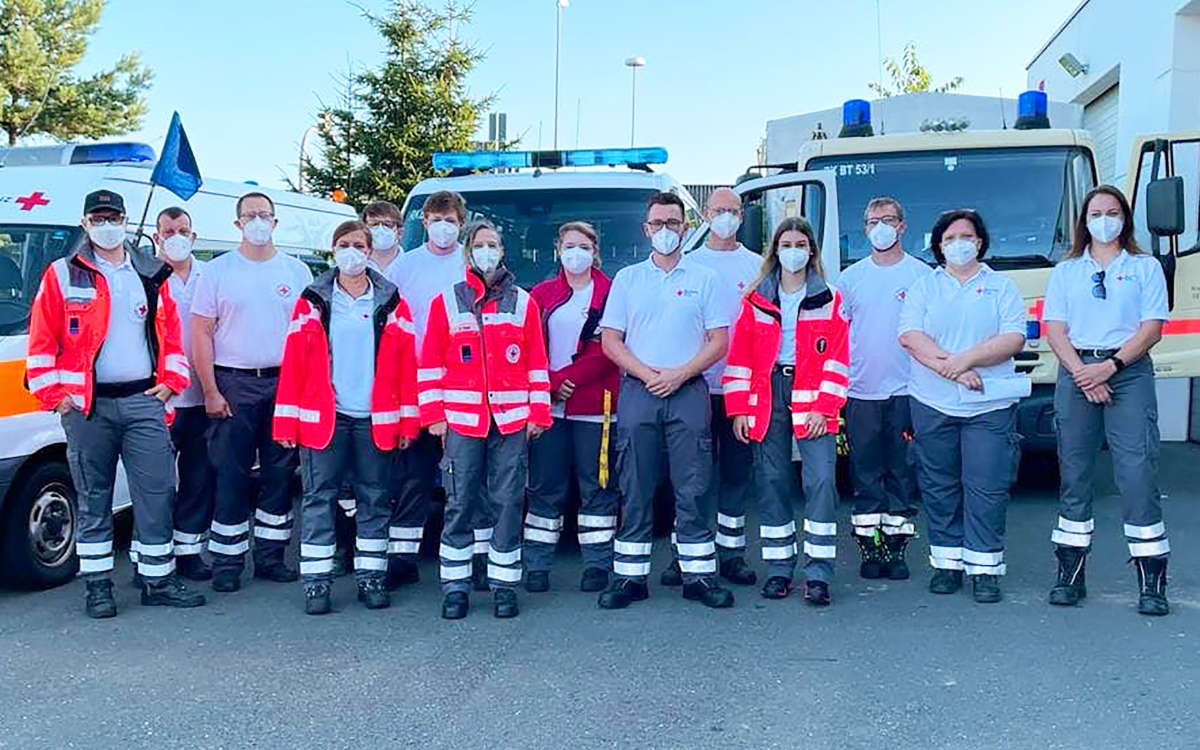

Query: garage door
1083;83;1120;184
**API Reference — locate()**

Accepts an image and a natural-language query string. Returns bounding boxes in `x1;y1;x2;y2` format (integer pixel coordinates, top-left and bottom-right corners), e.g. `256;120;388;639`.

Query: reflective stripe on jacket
722;270;849;440
272;267;419;450
418;266;552;437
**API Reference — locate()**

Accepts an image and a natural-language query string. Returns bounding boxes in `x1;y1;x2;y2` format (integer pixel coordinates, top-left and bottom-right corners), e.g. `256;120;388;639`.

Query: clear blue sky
77;0;1080;191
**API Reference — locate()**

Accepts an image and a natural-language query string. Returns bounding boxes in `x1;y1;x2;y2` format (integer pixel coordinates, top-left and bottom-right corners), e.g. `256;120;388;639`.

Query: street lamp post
624;56;645;148
554;0;568;151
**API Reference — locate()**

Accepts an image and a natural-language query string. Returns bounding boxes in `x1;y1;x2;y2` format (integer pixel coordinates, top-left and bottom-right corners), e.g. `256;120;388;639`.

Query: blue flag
150;112;202;200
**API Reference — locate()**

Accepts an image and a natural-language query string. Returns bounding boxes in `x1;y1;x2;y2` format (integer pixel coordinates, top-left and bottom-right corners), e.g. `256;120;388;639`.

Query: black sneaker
881;535;912;581
929;569;963;595
442;591;469;620
682;577;734;608
471;554;489;592
760;576;792;599
494;588;519;618
719;556;758;585
357;578;391;610
525;570;550;593
598;578;649;609
855;533;884;579
580;567;609;592
305;582;332;615
385;558;420;590
659;558;683;587
254;561;299;583
1134;557;1170;616
803;579;831;606
141;575;206;608
1049;546;1088;606
85;579;117;619
176;555;213;582
972;574;1002;603
211;570;241;593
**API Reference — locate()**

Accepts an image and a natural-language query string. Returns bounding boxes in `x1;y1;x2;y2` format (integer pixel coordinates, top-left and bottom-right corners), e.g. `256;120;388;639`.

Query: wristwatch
1108;354;1126;372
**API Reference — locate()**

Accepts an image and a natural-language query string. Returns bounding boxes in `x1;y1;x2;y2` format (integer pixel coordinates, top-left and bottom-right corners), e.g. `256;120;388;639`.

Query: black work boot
525;570;550;593
659;558;683;587
719;556;758;585
176;555;213;582
854;533;884;579
254;560;299;583
598;577;649;609
761;576;792;599
803;579;831;606
1048;546;1088;606
881;535;912;580
972;574;1002;603
141;575;206;608
85;579;117;619
211;569;241;592
385;557;420;590
493;588;520;618
471;554;489;592
682;577;735;608
1134;557;1170;616
929;568;963;595
357;577;391;610
305;582;332;615
580;567;609;592
442;591;469;619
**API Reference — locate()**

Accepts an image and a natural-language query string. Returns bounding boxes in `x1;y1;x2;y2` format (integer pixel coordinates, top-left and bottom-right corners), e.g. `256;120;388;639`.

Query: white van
0;141;355;587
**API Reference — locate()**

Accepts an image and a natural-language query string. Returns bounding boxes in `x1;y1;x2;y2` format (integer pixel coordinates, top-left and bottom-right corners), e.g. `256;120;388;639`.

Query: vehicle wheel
0;461;79;588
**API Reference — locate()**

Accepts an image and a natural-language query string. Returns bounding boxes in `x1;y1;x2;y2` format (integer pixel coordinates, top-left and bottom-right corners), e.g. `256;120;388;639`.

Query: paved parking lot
2;445;1199;750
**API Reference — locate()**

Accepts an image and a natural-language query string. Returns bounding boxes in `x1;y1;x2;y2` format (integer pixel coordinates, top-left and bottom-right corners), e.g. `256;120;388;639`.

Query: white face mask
242;217;273;246
777;245;810;273
560;245;593;275
87;222;125;250
868;222;898;251
709;211;741;240
370;225;398;252
334;246;368;276
650;227;681;256
942;238;978;267
162;234;193;262
472;245;502;275
1087;215;1123;245
428;219;459;249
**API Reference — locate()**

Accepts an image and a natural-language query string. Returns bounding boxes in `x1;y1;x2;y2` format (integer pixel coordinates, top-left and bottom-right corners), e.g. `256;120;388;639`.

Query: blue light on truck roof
69;142;156;165
432;147;668;172
842;99;871;127
1014;90;1051;130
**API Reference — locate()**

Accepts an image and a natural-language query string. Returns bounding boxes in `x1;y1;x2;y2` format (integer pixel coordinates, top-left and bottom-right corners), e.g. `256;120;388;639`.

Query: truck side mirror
739;203;763;253
1147;176;1185;237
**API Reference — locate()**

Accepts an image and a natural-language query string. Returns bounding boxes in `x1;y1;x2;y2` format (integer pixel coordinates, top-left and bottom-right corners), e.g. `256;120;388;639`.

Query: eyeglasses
240;212;274;221
85;216;125;226
865;216;901;228
1091;270;1106;300
646;219;684;231
367;220;399;229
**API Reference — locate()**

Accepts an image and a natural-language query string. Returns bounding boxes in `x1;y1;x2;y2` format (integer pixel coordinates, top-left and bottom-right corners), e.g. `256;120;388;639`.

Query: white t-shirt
370;248;405;288
685;244;762;392
166;257;207;408
600;255;727;371
777;285;806;366
547;283;593;419
391;243;464;351
329;281;376;418
1042;248;1168;349
191;248;313;369
93;253;153;383
838;253;932;400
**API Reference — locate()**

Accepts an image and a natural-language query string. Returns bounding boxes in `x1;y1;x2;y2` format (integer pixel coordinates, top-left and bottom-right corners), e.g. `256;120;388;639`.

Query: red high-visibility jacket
273;268;419;450
722;271;849;441
418;266;552;437
25;242;188;416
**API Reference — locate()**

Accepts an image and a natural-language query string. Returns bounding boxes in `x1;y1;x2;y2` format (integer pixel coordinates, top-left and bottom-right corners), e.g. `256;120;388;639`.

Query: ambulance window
0;224;78;334
1174;141;1200;256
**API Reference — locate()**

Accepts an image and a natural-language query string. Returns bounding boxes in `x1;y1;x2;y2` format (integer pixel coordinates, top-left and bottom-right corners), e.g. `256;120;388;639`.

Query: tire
0;461;79;588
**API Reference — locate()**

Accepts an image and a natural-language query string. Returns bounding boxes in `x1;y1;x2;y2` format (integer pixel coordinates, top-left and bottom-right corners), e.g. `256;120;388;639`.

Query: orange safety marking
0;359;43;418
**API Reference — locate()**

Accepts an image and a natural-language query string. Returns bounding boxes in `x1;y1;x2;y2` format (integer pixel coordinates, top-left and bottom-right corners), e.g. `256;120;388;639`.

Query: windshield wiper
987;254;1054;269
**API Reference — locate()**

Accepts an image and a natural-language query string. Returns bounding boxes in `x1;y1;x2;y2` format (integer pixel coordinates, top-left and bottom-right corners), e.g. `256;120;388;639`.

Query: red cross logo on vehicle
15;191;49;211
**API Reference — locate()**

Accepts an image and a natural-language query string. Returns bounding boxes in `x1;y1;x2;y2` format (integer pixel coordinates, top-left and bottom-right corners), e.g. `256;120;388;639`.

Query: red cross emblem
15;191;49;211
276;284;291;297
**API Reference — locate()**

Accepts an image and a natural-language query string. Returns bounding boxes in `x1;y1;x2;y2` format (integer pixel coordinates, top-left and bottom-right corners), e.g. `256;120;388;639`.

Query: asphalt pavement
2;445;1199;750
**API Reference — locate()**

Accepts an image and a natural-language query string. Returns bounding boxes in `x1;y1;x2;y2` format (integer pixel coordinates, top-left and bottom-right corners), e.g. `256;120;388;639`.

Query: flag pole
131;182;158;251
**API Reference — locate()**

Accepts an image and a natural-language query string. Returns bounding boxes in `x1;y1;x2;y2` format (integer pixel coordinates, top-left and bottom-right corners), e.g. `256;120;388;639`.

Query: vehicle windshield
0;224;78;335
402;188;660;287
807;146;1095;270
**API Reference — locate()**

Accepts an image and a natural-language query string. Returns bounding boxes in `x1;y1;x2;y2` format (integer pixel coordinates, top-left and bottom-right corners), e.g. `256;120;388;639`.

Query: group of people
27;179;1172;621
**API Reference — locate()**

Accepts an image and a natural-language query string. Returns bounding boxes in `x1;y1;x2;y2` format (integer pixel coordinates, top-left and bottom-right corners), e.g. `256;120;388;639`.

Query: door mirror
739;202;763;253
1147;176;1185;237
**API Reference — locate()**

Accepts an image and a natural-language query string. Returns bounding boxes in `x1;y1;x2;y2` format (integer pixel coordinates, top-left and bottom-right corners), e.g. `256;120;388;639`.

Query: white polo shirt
686;243;762;393
898;264;1026;417
93;253;153;384
191;248;313;369
1042;248;1168;350
166;258;207;408
329;280;376;418
599;255;727;371
391;243;464;351
370;248;405;288
838;252;932;399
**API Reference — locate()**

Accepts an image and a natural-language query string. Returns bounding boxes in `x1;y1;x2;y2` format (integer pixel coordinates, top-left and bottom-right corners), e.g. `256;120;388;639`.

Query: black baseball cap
83;189;125;216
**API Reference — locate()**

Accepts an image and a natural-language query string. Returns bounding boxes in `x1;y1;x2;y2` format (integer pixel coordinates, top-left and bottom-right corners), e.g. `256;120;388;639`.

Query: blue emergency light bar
432;146;668;172
69;142;156;165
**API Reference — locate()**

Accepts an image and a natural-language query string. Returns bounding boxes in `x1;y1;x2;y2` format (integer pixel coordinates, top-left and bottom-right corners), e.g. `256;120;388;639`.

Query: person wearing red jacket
274;220;420;614
524;221;621;594
26;189;205;618
419;220;552;620
723;217;849;607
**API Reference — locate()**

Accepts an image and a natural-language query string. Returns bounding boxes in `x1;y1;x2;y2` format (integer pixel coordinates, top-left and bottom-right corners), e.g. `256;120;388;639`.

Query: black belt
215;364;281;378
94;378;155;398
1075;348;1119;359
774;364;795;377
